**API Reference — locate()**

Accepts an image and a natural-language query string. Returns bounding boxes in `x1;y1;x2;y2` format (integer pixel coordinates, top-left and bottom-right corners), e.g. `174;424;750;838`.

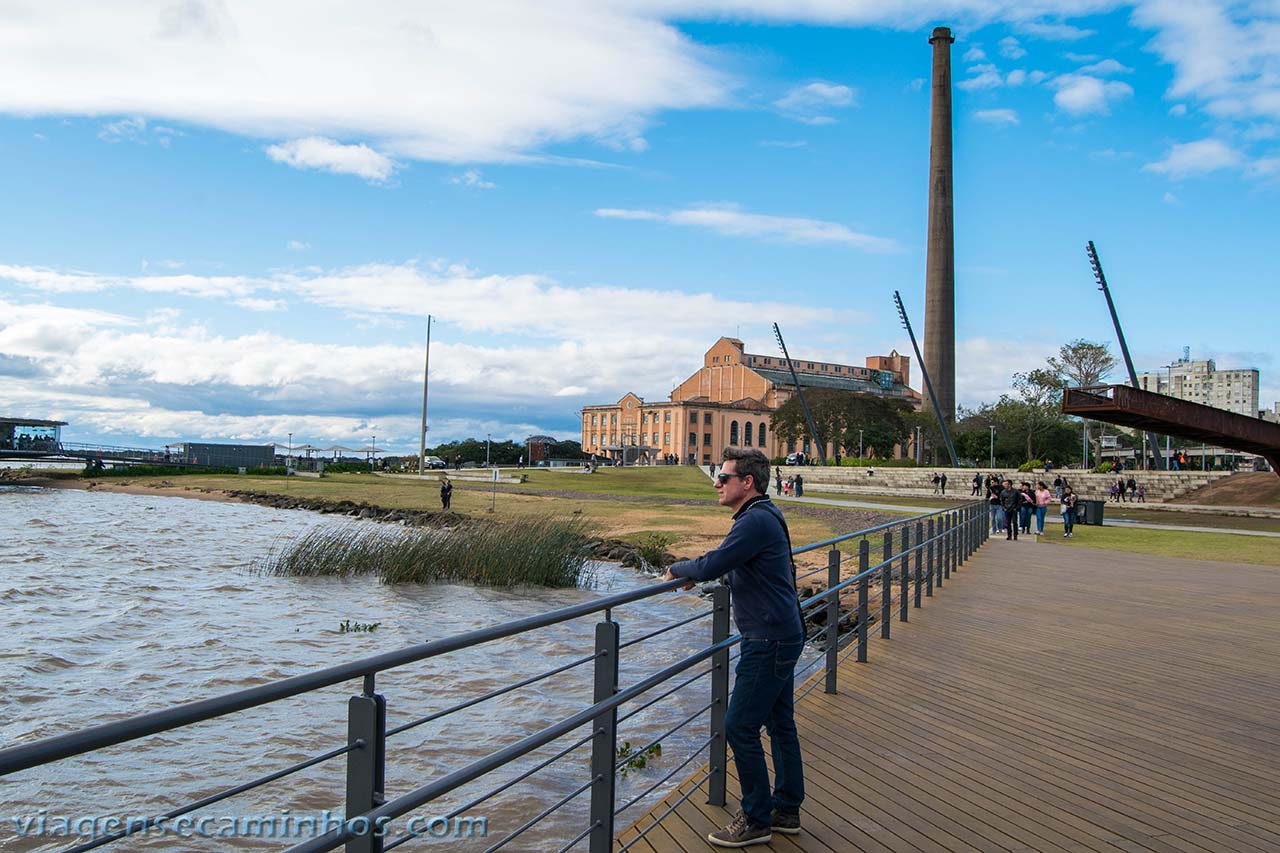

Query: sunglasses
715;472;747;485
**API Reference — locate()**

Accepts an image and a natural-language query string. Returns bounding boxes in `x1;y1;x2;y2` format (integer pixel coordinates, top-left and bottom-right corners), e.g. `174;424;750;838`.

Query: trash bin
1080;499;1105;525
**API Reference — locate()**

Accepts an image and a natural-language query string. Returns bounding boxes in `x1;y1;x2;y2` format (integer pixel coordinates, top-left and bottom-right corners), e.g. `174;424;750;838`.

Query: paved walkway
618;539;1280;851
773;493;1280;537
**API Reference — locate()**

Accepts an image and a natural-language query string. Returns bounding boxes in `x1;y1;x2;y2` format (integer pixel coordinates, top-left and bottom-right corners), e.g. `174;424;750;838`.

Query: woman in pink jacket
1034;481;1053;536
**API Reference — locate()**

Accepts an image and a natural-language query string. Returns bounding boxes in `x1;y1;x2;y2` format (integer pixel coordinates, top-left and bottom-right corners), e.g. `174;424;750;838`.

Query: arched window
730;420;739;445
744;422;753;446
758;422;767;446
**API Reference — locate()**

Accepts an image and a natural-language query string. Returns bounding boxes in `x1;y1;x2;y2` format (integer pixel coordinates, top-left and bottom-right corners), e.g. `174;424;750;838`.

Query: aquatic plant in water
260;516;596;588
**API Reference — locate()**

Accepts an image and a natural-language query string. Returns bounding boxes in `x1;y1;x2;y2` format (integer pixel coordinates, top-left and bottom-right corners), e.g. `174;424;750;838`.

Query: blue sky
2;1;1277;451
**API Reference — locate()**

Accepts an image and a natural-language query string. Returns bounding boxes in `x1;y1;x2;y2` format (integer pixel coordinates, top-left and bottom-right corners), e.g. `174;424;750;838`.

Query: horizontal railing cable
619;609;715;650
285;636;739;852
481;777;595;852
614;701;712;777
60;739;359;853
556;821;598;853
438;727;595;822
0;576;692;775
386;651;602;738
616;769;713;852
614;734;715;817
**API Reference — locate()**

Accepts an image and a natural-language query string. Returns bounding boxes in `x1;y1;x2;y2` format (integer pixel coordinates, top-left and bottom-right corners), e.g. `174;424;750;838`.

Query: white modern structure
1137;356;1260;418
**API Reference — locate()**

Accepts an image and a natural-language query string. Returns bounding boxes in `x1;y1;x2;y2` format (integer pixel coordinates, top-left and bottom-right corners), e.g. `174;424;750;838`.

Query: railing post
935;516;945;589
588;619;620;852
708;585;731;806
857;539;869;663
880;531;892;640
926;517;935;597
899;525;910;623
944;513;953;580
913;521;923;609
345;675;386;853
825;549;840;694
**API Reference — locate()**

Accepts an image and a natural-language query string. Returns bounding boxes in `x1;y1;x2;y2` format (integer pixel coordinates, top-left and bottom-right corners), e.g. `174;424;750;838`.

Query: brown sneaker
707;811;772;848
770;808;801;835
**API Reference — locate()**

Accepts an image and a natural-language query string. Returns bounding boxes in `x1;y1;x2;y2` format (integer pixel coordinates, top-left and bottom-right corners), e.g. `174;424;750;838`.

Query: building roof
751;367;916;398
526;435;557;443
0;417;68;427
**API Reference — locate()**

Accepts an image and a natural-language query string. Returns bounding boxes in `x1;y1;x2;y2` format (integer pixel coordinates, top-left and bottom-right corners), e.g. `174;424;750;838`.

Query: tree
772;389;910;460
1047;339;1117;468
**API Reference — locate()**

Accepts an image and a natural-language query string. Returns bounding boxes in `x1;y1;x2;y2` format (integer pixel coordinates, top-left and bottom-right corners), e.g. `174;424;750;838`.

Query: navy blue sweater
668;495;804;641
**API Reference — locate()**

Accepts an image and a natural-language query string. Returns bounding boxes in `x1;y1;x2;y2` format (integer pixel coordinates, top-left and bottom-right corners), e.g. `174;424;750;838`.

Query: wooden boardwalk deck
617;539;1280;852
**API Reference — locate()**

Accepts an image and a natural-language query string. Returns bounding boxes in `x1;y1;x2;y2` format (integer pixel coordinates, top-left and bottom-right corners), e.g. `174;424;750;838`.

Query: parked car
425;456;448;469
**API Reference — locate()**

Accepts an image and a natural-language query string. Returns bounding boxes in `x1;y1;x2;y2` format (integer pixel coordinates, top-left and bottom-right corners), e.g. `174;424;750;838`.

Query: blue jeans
989;505;1003;532
1019;505;1032;532
1035;506;1047;533
1062;509;1075;534
726;636;805;825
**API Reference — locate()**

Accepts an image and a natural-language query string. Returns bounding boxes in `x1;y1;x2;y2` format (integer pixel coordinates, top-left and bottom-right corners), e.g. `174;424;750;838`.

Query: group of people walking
1109;476;1145;502
985;477;1078;539
774;470;803;497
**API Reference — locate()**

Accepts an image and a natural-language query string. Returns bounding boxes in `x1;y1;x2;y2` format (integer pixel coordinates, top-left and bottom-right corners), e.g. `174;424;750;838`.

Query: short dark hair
722;446;769;495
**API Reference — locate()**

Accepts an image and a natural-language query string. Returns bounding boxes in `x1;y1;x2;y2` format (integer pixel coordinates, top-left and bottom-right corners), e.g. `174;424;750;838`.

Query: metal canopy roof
1061;385;1280;474
1;417;68;427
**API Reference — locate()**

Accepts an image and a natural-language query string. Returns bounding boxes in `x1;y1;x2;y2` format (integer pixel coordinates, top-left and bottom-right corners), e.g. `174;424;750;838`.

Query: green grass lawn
1103;506;1280;532
1037;525;1280;566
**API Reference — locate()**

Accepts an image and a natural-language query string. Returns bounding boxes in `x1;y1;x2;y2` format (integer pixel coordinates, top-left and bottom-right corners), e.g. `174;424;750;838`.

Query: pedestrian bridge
620;540;1280;852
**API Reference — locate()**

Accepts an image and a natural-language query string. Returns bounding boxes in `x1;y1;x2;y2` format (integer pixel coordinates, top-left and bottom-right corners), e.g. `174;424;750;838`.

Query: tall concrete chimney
924;26;956;422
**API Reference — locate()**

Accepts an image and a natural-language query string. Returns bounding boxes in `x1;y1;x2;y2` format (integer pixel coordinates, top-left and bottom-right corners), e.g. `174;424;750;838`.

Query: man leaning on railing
663;446;805;848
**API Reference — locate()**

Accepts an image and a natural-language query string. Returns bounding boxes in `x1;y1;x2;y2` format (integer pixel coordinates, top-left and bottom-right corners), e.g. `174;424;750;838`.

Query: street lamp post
989;425;996;470
858;429;863;461
371;434;376;471
486;433;491;467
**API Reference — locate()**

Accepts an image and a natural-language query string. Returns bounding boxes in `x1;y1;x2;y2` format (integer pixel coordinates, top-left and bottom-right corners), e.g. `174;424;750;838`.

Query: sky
2;0;1278;452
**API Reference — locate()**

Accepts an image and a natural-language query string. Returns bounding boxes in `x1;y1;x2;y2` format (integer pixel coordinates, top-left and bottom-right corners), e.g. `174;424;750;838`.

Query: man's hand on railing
662;568;695;591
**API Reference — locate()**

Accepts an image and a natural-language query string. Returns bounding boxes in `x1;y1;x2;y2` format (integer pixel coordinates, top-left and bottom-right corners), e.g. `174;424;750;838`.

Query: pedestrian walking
999;480;1021;540
931;472;940;495
1018;482;1034;534
794;473;804;497
1137;484;1146;503
940;472;948;495
1052;474;1063;500
1061;487;1077;538
971;473;981;496
1034;481;1052;535
988;480;1004;533
1126;476;1137;502
663;447;806;847
440;478;453;510
775;470;783;497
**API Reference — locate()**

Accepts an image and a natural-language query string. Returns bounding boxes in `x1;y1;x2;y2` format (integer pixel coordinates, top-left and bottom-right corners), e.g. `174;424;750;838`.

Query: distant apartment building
1136;358;1260;417
581;337;919;465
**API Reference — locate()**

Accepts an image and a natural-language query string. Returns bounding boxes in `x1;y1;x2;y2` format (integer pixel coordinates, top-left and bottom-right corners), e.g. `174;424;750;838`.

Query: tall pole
924;26;957;423
773;323;827;465
1087;241;1165;470
418;315;432;476
989;425;995;469
895;291;958;467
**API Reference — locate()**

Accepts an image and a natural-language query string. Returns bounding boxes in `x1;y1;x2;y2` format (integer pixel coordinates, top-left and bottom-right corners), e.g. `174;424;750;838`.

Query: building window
664;432;670;445
652;432;658;444
704;413;712;425
664;412;671;423
758;422;766;445
611;414;617;424
806;362;813;369
704;433;712;446
591;414;597;425
730;421;739;444
744;422;753;446
689;432;697;446
611;433;617;444
788;440;796;453
640;413;646;424
690;412;697;424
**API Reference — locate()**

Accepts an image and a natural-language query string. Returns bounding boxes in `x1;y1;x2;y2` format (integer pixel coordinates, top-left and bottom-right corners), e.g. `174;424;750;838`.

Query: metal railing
0;500;990;852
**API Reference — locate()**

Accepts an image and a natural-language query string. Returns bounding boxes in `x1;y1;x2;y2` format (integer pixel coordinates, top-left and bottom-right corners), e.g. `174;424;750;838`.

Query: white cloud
265;137;396;182
233;298;288;312
774;81;857;124
1015;21;1095;41
286;240;311;251
0;1;728;165
1006;69;1028;86
999;37;1027;59
963;46;987;62
1079;58;1133;75
450;169;497;189
595;204;899;252
1162;191;1180;204
958;70;1005;91
1143;138;1242;178
1050;74;1134;115
98;116;147;143
974;108;1020;125
1169;103;1188;116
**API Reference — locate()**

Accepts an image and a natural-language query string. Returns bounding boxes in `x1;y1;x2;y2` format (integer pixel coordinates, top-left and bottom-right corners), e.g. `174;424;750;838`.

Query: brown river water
0;486;784;851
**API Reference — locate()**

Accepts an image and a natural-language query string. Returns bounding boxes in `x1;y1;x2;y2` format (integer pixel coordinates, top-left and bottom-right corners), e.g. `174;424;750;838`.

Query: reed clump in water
260;516;596;588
